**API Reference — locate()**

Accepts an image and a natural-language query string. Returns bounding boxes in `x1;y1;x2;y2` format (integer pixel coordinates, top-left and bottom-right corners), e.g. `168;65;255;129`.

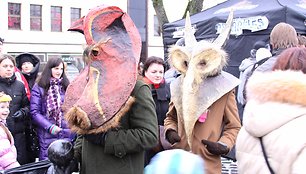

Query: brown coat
164;90;241;174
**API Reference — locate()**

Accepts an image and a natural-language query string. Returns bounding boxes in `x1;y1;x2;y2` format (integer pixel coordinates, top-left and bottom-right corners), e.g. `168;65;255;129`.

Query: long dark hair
37;57;69;94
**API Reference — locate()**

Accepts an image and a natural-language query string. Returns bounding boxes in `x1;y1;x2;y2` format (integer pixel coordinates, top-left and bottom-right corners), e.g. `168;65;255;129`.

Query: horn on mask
213;9;234;47
184;11;197;52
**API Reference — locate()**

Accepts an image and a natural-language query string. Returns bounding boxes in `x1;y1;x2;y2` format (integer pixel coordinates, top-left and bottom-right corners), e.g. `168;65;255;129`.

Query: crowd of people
0;5;306;174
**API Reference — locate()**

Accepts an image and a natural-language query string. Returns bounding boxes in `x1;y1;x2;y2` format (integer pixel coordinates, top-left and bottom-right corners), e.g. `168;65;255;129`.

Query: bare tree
152;0;204;33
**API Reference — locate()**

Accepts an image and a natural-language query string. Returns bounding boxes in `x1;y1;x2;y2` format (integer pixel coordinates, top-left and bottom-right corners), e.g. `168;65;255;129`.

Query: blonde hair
270;23;298;49
0;91;12;102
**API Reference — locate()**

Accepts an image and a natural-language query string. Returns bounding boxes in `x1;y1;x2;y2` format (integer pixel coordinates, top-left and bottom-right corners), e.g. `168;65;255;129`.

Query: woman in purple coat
30;58;75;160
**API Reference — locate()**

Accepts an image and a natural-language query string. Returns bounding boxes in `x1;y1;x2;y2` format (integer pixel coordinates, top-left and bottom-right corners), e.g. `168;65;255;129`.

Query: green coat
74;80;159;174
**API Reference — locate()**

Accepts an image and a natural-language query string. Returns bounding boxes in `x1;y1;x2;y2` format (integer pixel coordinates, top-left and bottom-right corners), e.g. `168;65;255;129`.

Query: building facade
0;0;167;69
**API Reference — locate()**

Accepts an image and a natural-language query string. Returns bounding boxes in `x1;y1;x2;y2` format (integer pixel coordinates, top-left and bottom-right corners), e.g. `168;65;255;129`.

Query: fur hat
18;54;36;66
144;149;205;174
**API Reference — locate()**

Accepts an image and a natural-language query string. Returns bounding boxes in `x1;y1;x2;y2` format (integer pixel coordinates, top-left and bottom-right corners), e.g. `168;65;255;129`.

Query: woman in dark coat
30;57;75;160
15;53;40;90
142;56;171;165
0;54;31;165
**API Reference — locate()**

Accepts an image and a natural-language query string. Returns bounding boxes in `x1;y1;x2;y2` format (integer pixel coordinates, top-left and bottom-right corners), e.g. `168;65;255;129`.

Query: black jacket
150;82;171;125
0;74;31;164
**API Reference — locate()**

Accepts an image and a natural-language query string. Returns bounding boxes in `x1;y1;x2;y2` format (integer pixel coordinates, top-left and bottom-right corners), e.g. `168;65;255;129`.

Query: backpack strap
242;57;270;101
249;57;270;76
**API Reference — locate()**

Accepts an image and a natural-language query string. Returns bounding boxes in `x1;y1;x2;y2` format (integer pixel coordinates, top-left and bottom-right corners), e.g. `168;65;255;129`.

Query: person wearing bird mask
62;5;158;174
163;11;241;174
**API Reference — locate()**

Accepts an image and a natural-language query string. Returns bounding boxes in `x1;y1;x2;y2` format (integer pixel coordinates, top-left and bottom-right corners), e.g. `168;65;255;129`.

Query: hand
49;124;62;135
165;129;181;145
84;132;107;146
201;139;229;155
65;157;79;174
12;110;26;121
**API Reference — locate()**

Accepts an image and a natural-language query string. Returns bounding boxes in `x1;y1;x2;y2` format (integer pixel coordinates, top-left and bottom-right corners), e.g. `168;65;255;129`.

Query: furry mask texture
168;10;234;149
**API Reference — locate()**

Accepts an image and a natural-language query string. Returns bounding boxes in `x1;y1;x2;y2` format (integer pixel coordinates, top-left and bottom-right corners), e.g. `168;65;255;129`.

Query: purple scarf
47;78;63;126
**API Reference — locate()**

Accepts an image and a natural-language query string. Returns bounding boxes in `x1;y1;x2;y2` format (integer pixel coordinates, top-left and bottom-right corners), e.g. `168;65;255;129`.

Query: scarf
143;77;165;89
47;78;63;126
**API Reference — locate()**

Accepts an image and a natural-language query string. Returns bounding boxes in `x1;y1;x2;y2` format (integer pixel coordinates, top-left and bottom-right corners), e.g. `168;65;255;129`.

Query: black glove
84;132;107;146
12;110;26;121
64;157;79;174
201;139;229;155
165;129;181;145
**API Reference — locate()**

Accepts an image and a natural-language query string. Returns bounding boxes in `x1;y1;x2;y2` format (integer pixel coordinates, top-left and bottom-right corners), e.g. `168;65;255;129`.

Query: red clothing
14;67;31;100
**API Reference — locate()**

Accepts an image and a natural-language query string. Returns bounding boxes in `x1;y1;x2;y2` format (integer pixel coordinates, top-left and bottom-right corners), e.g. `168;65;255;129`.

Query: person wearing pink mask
30;57;75;160
142;56;171;165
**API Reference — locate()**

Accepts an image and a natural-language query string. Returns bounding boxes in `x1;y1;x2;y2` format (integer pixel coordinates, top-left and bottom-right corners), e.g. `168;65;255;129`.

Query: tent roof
163;0;306;44
162;0;306;78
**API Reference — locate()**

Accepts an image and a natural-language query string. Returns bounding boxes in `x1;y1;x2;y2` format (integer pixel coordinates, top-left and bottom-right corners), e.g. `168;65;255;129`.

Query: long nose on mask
63;66;105;132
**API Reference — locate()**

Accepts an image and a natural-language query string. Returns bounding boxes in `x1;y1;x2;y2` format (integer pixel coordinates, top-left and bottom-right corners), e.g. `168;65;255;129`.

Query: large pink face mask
63;5;141;134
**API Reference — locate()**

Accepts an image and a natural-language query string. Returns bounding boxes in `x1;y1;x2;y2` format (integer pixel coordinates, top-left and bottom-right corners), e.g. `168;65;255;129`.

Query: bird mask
169;10;234;150
63;5;141;134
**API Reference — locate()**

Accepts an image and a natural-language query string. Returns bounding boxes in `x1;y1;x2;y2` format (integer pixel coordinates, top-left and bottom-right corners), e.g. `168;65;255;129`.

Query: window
51;6;62;32
8;3;21;30
154;15;161;36
71;8;81;26
30;4;42;31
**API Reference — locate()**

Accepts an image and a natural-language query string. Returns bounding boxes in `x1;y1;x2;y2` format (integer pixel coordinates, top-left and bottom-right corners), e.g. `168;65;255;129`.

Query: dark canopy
163;0;306;77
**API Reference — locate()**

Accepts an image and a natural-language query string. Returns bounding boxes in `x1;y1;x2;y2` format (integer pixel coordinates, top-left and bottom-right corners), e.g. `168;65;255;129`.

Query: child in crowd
0;91;20;170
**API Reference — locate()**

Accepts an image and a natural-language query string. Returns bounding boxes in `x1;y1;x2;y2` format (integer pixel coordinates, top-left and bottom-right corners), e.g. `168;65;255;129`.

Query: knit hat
144;149;205;174
0;92;12;102
256;48;272;61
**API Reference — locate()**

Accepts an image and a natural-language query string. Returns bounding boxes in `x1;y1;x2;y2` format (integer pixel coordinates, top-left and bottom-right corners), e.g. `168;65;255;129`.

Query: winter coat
144;80;171;164
74;80;159;174
15;53;40;90
148;82;170;126
0;122;20;170
237;56;256;105
164;72;241;174
0;74;30;165
236;70;306;174
30;84;75;160
254;49;284;73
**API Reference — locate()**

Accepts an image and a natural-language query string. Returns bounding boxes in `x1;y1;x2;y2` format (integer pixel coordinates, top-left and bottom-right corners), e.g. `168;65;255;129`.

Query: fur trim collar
171;71;239;119
247;70;306;106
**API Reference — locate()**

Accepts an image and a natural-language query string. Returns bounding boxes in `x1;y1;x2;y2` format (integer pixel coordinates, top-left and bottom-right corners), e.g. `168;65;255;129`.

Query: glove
165;129;181;145
64;157;79;174
12;110;26;121
84;132;107;146
201;139;229;155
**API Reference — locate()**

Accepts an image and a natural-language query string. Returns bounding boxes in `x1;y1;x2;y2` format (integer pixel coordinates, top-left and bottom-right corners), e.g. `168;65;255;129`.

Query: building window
30;4;42;31
51;6;62;32
71;8;81;26
8;3;21;30
154;15;161;36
